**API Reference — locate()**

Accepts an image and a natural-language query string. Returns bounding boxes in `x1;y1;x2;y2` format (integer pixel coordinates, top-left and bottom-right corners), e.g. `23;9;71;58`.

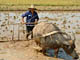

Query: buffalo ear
63;39;74;46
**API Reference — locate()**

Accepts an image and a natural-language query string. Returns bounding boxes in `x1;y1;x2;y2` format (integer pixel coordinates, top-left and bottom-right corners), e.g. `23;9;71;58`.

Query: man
22;5;39;40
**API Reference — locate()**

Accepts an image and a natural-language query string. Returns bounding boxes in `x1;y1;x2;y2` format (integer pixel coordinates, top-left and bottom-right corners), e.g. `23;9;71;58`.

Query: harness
42;31;60;43
42;31;59;37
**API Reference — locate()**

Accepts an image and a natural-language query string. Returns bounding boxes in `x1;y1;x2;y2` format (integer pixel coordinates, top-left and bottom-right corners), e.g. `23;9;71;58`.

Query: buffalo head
62;32;79;59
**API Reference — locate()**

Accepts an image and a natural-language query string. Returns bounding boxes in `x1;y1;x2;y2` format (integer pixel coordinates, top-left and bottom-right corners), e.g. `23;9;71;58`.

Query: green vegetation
0;0;80;6
0;0;80;11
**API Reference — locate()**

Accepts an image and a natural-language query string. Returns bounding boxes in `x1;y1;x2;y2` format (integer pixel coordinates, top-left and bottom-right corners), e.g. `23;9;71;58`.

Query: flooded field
0;11;80;40
0;11;80;60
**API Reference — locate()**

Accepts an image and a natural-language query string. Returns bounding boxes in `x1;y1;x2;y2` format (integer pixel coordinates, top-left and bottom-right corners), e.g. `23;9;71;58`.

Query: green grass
0;0;80;11
0;0;80;6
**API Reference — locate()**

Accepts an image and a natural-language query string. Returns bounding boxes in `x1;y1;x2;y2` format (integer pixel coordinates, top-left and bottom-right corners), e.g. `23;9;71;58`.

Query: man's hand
35;22;38;24
21;21;26;24
21;17;25;24
35;19;38;24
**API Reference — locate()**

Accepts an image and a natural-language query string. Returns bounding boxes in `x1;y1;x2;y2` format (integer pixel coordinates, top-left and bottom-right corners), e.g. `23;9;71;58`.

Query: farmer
21;5;39;40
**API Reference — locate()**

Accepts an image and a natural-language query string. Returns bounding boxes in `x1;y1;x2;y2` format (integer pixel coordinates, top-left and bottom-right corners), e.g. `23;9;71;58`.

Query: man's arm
35;12;39;24
22;17;25;23
21;11;28;23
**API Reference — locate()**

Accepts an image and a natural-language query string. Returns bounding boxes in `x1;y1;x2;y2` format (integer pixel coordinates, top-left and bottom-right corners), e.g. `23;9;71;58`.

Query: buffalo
33;22;79;59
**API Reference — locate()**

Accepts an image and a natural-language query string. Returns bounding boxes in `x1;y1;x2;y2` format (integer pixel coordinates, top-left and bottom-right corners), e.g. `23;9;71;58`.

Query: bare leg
26;33;30;40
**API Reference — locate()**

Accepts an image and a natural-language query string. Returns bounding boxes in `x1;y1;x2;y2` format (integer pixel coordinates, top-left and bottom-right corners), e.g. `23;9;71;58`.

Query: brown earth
0;40;64;60
0;34;80;60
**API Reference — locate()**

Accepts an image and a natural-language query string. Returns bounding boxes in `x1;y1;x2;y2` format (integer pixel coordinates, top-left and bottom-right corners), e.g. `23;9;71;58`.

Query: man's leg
30;26;34;39
26;26;31;40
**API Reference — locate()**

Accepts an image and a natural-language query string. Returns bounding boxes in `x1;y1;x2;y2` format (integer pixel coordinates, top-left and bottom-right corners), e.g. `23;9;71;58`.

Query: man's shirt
22;11;39;26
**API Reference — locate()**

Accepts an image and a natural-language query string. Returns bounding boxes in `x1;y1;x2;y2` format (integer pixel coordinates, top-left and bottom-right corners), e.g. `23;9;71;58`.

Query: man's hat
28;5;37;10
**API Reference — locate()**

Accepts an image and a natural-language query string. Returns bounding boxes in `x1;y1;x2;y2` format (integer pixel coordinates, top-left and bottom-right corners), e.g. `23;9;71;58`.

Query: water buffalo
33;22;79;59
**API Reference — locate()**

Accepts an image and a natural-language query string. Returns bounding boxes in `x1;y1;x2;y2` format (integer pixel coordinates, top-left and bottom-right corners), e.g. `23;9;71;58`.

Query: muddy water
0;11;80;60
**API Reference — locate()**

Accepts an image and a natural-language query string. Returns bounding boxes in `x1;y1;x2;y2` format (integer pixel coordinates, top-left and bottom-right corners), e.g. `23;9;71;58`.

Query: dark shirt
22;11;39;26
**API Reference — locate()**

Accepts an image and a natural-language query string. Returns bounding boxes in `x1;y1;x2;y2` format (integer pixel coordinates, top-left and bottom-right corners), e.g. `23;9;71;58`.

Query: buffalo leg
41;48;47;55
54;48;59;58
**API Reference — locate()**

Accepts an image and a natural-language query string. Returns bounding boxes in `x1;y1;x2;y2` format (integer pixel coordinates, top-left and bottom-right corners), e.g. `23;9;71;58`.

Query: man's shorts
26;26;34;33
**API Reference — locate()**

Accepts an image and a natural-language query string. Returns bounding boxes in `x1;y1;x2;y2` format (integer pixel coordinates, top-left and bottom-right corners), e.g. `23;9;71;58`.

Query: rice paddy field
0;0;80;10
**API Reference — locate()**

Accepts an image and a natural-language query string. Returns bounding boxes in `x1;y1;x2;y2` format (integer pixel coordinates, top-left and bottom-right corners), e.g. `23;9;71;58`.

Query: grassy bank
0;0;80;11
